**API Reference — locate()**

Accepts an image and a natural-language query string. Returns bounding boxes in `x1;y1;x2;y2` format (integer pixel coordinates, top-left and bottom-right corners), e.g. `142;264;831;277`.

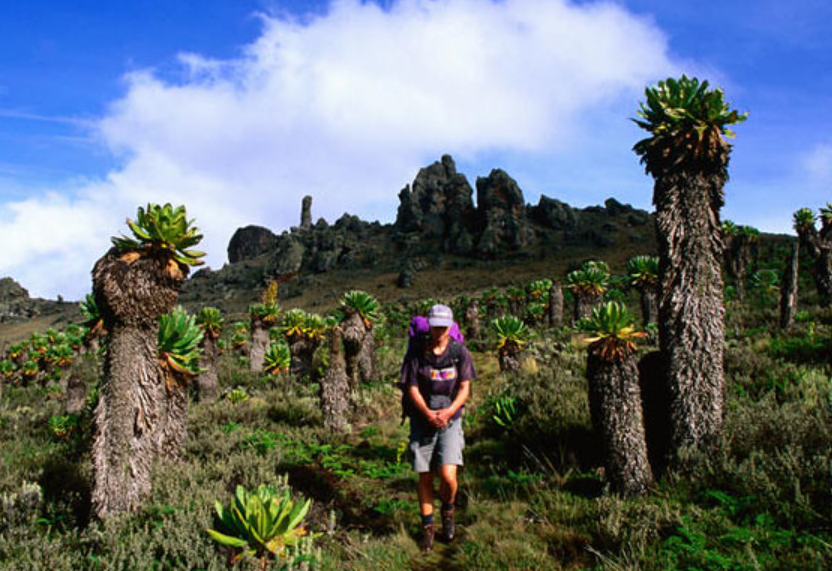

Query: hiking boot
419;523;435;552
441;506;455;542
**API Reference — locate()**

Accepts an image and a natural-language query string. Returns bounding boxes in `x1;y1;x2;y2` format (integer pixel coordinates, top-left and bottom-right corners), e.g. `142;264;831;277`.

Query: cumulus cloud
0;0;677;299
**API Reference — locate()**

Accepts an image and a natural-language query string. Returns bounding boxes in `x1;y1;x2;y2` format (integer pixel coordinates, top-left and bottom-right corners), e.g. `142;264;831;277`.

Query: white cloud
0;0;677;300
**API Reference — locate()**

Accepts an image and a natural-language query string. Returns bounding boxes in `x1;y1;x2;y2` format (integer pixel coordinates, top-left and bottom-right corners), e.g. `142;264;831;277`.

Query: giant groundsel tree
91;203;204;518
633;75;747;455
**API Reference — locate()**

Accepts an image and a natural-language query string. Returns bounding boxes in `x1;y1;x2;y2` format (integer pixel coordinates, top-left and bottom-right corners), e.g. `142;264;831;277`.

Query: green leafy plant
48;414;79;439
492;395;521;430
280;308;308;340
263;341;291;376
158;306;204;381
195;306;224;339
339;290;380;325
793;208;816;232
112;203;205;269
564;265;610;297
249;302;282;325
626;255;659;290
207;484;313;566
0;359;17;381
633;75;747;174
226;387;250;405
577;301;645;360
492;315;530;356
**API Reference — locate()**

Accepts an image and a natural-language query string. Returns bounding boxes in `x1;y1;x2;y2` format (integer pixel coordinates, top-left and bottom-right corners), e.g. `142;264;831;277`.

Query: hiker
401;304;475;552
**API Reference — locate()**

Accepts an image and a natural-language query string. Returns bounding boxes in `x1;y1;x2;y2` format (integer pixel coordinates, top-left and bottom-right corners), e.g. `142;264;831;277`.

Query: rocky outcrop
0;277;63;323
395;155;476;254
227;226;278;264
300;196;313;230
475;169;534;256
533;196;577;230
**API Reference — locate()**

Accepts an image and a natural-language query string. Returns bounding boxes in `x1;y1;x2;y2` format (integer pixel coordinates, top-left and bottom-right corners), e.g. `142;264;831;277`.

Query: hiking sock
421;513;434;527
441;502;454;514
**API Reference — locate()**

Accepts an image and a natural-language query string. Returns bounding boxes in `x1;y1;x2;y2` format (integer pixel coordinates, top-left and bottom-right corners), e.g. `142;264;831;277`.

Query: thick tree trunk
548;282;563;328
725;236;751;301
639;287;659;326
320;328;350;433
158;378;188;460
574;292;600;322
90;248;184;519
780;241;799;329
91;324;163;517
654;171;725;454
464;302;481;340
815;243;832;307
249;321;270;372
342;312;372;389
289;336;317;380
587;352;652;495
498;350;521;373
195;336;219;402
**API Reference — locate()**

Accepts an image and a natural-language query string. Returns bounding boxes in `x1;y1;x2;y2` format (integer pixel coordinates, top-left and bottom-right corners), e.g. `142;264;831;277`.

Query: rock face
0;277;40;322
300;196;313;230
475;169;533;256
395;155;476;254
227;226;279;264
533;196;577;230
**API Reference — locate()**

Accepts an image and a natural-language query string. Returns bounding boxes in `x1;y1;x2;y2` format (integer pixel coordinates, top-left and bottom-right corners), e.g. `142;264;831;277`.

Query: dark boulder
227;225;278;264
533;195;578;230
475;169;534;255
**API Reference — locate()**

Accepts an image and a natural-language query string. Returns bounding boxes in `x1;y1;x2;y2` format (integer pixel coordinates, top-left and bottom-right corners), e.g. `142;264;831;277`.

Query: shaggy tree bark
587;351;652;495
548;282;563;328
639;287;659;326
796;224;832;307
341;312;376;388
195;335;219;402
498;349;521;373
725;234;752;301
90;248;183;518
320;327;350;433
249;320;270;372
654;171;725;454
157;376;188;460
289;336;317;380
780;241;799;329
574;292;601;322
464;302;481;341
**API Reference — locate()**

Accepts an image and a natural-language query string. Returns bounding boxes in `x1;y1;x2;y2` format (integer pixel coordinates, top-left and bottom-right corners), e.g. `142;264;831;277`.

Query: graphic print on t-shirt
429;367;457;382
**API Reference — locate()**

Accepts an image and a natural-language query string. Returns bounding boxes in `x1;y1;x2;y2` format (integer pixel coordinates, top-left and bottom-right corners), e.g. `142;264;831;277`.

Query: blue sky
1;0;830;299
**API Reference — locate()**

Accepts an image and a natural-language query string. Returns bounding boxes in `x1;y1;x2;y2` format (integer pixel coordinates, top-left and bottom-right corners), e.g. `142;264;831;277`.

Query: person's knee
439;465;457;484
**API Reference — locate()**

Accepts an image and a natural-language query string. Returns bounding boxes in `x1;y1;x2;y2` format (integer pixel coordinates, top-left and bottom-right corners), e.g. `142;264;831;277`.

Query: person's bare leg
438;464;457;505
417;471;435;515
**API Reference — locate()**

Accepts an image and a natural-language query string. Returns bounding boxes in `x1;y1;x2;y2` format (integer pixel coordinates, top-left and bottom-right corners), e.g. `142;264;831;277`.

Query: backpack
399;317;465;425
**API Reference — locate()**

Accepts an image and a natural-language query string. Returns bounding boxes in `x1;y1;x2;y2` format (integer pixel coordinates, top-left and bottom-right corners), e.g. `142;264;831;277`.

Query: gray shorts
409;417;465;473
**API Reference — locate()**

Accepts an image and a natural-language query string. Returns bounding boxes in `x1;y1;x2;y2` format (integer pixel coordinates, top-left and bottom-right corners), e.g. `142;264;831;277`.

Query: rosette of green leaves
720;220;739;237
491;316;530;356
263;341;291;375
46;343;74;368
633;75;747;175
303;312;328;342
339;290;380;325
750;269;780;301
22;359;39;380
158;306;204;378
207;484;312;562
626;255;659;290
0;359;17;381
112;203;205;267
820;203;832;226
525;279;552;301
80;293;105;337
576;301;645;361
793;208;816;232
196;307;224;340
565;266;610;296
29;333;48;355
7;342;27;361
280;308;308;340
249;302;281;325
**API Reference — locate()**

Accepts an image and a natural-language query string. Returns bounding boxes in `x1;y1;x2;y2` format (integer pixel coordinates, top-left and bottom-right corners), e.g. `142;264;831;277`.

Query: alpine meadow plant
578;301;651;494
565;263;610;321
207;484;315;568
264;341;292;376
626;255;660;326
633;75;746;456
339;290;380;386
492;315;530;372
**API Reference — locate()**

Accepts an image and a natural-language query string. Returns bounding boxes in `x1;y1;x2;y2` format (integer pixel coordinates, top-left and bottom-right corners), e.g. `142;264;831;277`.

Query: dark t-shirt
402;341;476;421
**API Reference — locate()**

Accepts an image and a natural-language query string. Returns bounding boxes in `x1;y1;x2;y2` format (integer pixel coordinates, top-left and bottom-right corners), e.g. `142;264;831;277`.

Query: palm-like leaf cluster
249;302;282;325
750;269;780;295
491;316;530;355
577;302;645;361
525;279;552;302
112;203;205;268
195;307;224;340
80;293;104;336
340;290;380;325
793;208;816;232
626;256;659;290
263;341;291;375
207;484;311;562
565;264;610;297
820;203;832;227
633;75;747;175
721;220;739;237
158;307;204;380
